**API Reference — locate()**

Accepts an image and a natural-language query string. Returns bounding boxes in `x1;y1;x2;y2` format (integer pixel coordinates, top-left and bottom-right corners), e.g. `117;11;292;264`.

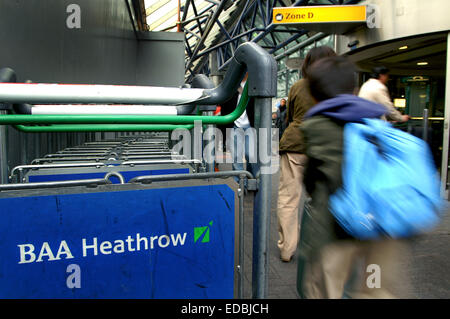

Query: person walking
358;66;409;123
275;98;288;140
276;46;337;262
297;56;407;298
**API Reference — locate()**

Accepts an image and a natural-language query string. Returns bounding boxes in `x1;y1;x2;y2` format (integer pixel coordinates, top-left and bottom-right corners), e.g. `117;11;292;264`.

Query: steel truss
180;0;362;82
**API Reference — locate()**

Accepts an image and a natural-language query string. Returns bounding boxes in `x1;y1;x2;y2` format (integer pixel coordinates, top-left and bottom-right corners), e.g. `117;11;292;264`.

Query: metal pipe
85;141;126;145
104;171;125;184
43;155;106;159
0;84;249;126
0;67;16;184
193;28;264;60
204;111;215;172
64;148;114;152
122;159;202;166
409;117;443;120
129;141;167;145
0;177;112;191
122;152;173;156
121;146;169;150
30;104;178;115
31;157;106;164
13;124;195;133
274;32;327;60
122;155;180;160
129;170;253;183
423;108;429;142
181;0;192;22
45;153;107;158
0;42;276;128
177;0;181;32
268;30;308;54
441;31;450;199
238;176;245;299
251;97;272;299
0;110;8;184
10;162;106;181
58;149;111;152
0;84;205;105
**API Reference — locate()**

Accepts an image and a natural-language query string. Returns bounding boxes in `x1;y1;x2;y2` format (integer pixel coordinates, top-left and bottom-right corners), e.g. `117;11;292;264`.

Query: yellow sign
272;5;367;24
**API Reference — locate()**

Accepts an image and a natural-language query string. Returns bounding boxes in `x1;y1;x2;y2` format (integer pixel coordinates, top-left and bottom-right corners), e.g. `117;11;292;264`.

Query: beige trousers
300;239;408;299
277;152;307;261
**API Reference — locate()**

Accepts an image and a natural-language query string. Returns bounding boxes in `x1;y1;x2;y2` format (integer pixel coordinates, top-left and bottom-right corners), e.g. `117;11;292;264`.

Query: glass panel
288;69;300;87
253;15;266;29
301;43;315;59
277;57;287;73
277;72;287;98
315;35;335;49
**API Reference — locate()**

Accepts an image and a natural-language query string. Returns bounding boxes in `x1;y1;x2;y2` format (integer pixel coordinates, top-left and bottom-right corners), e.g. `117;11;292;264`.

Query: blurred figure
358;66;409;123
216;74;253;175
231;73;257;185
275;98;287;140
297;56;407;298
276;46;336;262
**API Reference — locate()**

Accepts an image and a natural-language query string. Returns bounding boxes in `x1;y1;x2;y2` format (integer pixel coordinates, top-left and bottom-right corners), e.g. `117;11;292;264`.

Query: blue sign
0;184;235;299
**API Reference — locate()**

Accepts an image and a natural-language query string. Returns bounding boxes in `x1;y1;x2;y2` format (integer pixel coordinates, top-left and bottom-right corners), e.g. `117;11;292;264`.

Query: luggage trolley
10;135;195;184
12;159;200;185
0;42;276;299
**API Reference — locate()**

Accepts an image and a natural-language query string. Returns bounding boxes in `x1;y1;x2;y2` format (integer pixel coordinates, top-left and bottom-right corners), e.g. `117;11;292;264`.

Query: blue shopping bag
329;118;444;239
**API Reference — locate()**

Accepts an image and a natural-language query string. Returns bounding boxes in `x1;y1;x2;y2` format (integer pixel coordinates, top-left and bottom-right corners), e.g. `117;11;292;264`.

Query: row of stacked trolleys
0;42;278;299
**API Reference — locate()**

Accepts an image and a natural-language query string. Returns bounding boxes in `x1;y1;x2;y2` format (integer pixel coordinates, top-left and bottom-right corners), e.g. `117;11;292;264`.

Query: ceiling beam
145;0;172;16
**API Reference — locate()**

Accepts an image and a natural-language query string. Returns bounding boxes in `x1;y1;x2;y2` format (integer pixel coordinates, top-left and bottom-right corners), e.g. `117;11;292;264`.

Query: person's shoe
280;255;292;263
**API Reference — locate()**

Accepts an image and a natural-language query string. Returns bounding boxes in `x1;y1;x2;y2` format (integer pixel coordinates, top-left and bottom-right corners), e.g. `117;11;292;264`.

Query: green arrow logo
194;221;213;243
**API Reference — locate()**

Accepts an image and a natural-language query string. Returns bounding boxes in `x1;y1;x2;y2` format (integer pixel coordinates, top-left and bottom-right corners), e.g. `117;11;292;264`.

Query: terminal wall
0;0;185;86
136;31;185;87
336;0;450;54
0;0;185;178
0;0;138;84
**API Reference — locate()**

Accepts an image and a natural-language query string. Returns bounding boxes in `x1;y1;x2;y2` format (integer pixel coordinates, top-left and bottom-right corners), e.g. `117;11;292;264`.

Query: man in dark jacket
297;56;408;298
275;98;287;140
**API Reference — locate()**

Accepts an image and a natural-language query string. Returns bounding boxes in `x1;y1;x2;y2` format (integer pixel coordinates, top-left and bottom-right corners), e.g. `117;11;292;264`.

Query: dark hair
307;56;356;102
301;46;337;78
371;66;389;79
